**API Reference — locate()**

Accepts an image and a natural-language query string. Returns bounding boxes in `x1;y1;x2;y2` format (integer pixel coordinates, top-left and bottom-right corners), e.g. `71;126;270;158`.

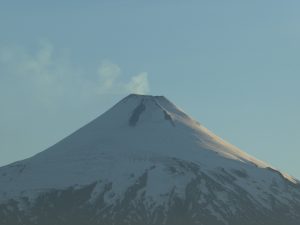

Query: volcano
0;94;299;225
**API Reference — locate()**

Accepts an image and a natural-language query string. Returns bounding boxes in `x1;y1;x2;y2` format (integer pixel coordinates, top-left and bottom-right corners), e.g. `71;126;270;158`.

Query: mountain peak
1;94;300;225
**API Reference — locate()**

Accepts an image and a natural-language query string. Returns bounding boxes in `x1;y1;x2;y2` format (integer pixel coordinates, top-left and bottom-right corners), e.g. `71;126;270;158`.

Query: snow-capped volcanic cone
0;94;299;225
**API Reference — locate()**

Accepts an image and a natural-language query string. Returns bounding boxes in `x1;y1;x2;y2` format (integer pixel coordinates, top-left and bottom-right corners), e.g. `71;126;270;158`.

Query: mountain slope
0;94;299;225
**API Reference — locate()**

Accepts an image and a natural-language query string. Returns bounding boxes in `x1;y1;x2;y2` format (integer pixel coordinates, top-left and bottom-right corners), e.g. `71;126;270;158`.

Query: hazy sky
1;1;300;179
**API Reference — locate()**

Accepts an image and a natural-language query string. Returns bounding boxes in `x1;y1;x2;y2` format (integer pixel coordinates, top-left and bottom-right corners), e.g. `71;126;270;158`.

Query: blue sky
1;1;300;179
